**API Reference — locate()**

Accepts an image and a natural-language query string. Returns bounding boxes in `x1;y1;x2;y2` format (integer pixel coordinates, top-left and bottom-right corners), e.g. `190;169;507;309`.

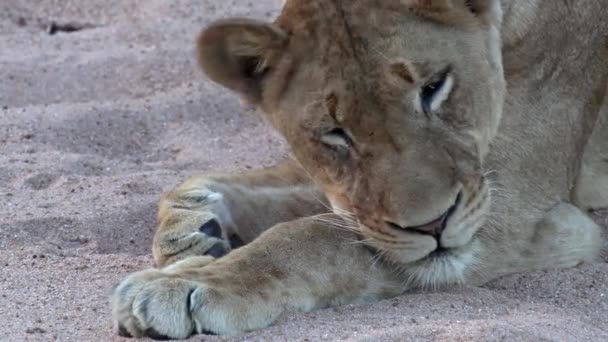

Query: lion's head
197;0;506;281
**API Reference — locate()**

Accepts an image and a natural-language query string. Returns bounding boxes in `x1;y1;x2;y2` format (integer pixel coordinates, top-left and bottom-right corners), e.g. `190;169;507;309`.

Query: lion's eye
420;69;454;114
321;128;352;152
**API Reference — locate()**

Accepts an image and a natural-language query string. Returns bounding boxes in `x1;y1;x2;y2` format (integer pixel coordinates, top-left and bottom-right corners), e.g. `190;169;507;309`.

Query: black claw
206;243;227;258
199;220;223;239
201;329;218;336
117;324;133;338
229;234;245;249
144;327;172;341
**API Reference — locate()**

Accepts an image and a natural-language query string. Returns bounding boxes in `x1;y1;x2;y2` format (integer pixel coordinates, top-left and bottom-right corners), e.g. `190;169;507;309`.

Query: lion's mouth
417;190;462;237
440;190;462;229
428;246;452;259
426;192;463;258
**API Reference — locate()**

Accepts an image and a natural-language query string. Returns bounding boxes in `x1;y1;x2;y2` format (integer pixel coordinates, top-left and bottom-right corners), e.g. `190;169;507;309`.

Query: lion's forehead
278;0;404;35
275;0;477;91
277;1;414;60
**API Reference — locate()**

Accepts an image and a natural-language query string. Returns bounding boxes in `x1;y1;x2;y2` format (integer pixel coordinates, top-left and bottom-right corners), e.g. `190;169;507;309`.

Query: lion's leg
572;92;608;211
573;162;608;212
153;159;329;267
487;203;603;281
112;214;400;339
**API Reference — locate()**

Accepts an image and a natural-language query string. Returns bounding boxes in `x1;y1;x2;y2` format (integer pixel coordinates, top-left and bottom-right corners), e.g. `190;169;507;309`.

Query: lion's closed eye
419;68;454;115
320;128;352;154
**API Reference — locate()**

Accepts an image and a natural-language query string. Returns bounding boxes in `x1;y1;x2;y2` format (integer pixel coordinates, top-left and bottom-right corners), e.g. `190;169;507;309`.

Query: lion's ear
196;18;289;104
405;0;502;26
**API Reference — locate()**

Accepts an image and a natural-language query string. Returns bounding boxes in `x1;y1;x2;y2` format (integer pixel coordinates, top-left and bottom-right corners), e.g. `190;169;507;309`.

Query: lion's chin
427;246;453;259
391;239;481;290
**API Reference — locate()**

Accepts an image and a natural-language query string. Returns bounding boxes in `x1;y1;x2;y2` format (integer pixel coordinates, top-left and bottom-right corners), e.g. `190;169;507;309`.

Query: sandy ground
0;1;607;341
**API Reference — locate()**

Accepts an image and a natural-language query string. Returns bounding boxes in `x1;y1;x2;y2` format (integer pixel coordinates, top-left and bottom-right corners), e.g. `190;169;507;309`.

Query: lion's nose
387;211;449;238
386;192;461;238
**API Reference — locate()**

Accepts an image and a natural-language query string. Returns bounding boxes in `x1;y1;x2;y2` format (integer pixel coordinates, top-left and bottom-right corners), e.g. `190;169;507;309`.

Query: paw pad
199;220;222;239
206;243;227;258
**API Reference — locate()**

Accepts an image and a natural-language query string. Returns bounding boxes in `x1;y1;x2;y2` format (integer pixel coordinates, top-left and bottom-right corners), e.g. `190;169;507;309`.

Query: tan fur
111;0;608;338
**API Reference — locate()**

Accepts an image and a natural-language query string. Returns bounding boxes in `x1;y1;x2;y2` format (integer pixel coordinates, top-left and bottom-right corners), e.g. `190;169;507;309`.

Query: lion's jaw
328;173;492;274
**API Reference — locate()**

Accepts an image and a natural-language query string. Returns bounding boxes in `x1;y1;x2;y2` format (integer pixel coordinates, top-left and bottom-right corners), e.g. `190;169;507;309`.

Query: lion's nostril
386;213;447;237
409;212;450;237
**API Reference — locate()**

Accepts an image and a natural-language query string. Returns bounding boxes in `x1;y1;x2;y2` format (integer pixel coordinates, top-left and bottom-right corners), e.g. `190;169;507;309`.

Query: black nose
387;192;461;238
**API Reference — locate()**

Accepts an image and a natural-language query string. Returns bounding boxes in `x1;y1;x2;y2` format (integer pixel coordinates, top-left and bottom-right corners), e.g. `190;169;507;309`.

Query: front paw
154;186;243;267
112;270;200;340
153;217;233;267
111;268;278;339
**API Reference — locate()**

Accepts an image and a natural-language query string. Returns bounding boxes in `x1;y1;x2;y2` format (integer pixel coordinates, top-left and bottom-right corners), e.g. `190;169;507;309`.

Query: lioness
111;0;608;339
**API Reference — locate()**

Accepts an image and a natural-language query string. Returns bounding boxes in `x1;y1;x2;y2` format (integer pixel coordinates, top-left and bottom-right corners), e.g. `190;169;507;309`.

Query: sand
0;1;606;341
